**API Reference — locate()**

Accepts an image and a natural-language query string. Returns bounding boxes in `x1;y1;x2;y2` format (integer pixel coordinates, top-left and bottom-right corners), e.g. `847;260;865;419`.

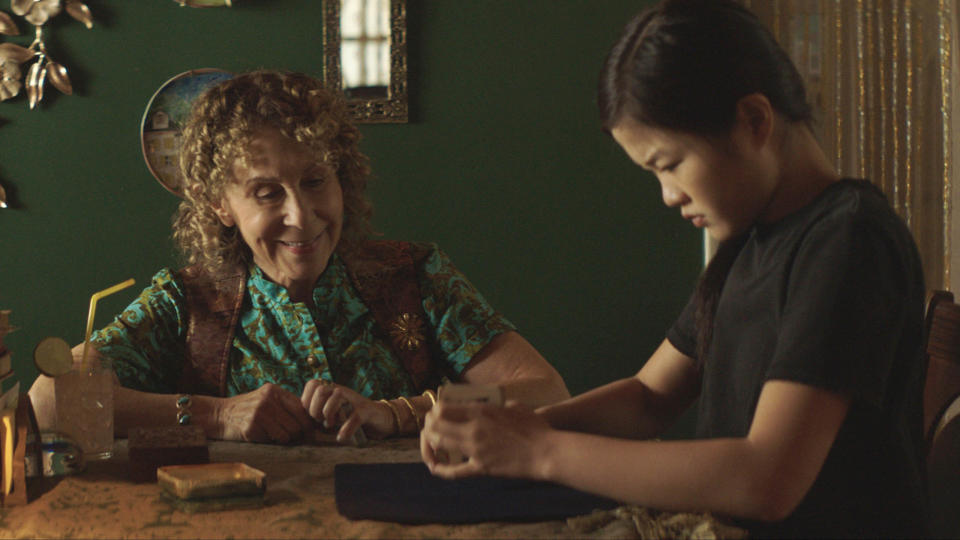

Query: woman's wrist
379;394;433;435
190;394;223;440
378;399;402;436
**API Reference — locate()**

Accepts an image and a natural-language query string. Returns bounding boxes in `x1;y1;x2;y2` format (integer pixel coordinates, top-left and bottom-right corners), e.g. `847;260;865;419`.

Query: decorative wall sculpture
0;0;94;109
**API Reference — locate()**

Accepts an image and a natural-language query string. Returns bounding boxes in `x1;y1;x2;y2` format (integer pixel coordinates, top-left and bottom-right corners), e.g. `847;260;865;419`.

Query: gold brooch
390;312;425;351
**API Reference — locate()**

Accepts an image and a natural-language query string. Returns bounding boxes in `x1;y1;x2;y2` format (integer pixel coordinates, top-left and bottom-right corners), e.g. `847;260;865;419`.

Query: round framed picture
140;68;233;196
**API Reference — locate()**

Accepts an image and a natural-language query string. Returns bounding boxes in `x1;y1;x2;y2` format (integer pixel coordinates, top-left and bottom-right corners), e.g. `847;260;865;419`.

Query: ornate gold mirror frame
323;0;408;123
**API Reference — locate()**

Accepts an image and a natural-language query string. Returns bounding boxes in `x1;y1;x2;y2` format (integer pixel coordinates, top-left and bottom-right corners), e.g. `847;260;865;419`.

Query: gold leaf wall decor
0;11;17;34
0;0;235;111
0;58;20;100
0;0;94;109
64;1;91;28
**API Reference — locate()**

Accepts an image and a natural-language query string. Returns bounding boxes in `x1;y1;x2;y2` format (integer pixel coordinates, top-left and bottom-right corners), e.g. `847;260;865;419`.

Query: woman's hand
420;400;555;480
212;383;316;443
301;379;396;442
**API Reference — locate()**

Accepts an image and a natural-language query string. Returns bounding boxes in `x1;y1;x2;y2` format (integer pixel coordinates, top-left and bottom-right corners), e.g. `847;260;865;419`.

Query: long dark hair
599;0;813;365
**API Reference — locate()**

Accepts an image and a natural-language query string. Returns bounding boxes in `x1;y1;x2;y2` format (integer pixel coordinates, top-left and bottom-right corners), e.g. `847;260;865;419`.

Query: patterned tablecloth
0;437;746;539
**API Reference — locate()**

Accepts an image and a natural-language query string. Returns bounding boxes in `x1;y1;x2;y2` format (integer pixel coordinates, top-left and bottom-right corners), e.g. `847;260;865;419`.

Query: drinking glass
54;358;114;460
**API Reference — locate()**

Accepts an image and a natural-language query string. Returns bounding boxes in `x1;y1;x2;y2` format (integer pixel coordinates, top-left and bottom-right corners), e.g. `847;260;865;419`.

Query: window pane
341;0;362;38
341;41;362;88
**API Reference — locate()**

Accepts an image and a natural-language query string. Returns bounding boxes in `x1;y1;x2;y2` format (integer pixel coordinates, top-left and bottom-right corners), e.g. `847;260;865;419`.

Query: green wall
0;1;700;399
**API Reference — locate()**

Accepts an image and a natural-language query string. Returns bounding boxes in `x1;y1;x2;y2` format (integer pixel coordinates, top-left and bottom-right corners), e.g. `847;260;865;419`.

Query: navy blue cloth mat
334;462;620;524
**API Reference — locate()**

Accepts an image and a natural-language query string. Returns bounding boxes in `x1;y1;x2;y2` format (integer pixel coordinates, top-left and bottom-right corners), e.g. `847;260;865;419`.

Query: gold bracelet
422;389;437;408
397;396;421;431
378;399;402;435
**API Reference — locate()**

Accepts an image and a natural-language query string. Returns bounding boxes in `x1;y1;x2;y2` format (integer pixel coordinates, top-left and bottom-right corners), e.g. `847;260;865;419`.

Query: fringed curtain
745;0;957;292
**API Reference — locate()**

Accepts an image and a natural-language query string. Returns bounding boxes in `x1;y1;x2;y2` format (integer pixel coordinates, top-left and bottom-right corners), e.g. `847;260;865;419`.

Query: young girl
420;1;928;537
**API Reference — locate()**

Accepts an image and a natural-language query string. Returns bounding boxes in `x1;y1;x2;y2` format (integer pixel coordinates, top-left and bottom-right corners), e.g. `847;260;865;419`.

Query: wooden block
1;408;15;499
3;394;41;506
128;425;209;483
158;462;266;500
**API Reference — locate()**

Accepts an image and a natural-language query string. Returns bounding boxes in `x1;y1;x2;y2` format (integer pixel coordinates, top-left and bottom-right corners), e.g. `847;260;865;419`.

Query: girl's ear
212;200;236;227
733;93;775;148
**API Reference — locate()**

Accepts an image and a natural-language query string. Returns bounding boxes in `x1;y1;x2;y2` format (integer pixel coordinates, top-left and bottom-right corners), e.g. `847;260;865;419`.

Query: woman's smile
279;231;326;253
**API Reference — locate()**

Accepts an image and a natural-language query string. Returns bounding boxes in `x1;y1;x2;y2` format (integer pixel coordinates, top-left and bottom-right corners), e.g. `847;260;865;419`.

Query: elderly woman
30;70;569;444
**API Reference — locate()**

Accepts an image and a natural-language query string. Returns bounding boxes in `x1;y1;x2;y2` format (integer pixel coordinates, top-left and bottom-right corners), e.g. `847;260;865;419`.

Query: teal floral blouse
91;243;515;399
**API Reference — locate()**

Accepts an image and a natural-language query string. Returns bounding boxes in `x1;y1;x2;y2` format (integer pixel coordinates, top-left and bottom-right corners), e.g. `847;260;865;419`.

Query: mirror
323;0;408;123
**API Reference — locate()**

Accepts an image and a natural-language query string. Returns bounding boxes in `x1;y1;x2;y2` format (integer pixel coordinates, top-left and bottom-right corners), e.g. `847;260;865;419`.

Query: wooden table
0;437;745;539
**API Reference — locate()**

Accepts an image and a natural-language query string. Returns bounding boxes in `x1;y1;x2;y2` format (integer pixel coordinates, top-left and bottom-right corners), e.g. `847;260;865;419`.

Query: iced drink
55;358;114;460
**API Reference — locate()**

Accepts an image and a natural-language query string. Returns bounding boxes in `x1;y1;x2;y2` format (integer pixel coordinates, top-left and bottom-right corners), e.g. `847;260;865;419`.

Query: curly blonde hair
173;70;374;276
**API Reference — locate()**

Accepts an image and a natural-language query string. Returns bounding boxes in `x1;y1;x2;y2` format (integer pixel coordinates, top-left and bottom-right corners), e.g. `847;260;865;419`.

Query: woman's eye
254;187;283;200
304;177;327;189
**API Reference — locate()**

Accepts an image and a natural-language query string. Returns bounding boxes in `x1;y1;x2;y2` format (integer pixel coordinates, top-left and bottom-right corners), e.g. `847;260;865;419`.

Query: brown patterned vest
175;240;445;396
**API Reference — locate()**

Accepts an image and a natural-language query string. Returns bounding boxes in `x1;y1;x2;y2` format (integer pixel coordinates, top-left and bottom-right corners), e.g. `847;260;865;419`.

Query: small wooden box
128;425;209;483
158;462;266;500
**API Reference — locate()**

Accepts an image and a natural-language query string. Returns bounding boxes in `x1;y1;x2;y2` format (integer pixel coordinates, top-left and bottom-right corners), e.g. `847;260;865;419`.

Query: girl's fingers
420;432;438;466
427;454;483;479
423;417;478;468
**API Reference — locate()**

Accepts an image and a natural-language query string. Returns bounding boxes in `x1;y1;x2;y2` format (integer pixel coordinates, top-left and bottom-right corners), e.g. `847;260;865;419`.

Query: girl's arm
535;339;701;439
541;380;849;521
424;378;849;522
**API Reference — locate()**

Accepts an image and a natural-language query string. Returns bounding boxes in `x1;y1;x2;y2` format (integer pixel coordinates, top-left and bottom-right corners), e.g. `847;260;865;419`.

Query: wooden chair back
923;290;960;443
922;290;960;537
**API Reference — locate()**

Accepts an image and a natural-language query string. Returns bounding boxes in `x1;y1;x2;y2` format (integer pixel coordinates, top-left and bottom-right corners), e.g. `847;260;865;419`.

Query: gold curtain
745;0;956;291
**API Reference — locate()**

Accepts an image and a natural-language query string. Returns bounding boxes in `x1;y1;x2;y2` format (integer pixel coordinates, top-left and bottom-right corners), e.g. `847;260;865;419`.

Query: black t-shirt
667;180;928;538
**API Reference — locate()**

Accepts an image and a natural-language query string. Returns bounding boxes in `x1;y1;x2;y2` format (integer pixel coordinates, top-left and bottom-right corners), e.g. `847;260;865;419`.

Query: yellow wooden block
1;408;14;496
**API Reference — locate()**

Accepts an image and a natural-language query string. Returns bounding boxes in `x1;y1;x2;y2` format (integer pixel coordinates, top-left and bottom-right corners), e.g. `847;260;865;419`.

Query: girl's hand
420;400;555;480
212;383;315;443
301;378;396;442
